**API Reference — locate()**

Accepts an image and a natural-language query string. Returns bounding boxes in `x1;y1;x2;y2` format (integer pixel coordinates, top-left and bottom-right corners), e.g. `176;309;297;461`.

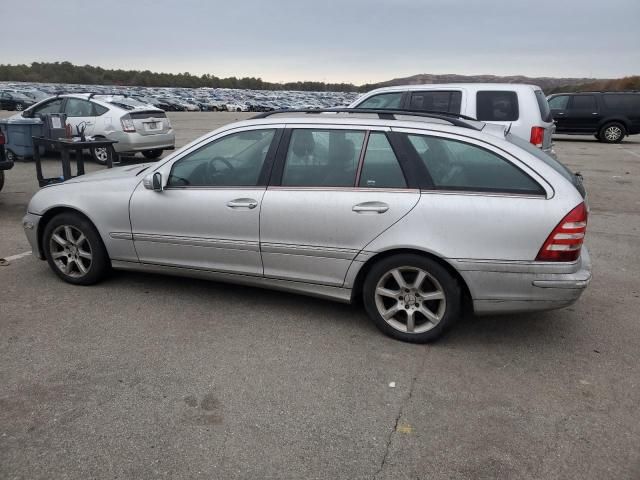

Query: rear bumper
106;130;176;153
453;248;592;315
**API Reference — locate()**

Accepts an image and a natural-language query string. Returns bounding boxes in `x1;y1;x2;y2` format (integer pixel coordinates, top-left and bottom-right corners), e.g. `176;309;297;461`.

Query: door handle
227;198;258;209
352;201;389;214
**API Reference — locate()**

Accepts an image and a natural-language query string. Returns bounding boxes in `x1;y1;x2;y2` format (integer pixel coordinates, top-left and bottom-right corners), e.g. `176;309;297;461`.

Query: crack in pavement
374;346;428;479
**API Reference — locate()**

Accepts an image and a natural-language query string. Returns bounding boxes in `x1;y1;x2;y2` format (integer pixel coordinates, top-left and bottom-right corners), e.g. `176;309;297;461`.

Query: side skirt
111;260;352;303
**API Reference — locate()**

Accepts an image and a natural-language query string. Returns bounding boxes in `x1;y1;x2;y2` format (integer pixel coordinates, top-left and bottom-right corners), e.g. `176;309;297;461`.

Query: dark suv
547;92;640;143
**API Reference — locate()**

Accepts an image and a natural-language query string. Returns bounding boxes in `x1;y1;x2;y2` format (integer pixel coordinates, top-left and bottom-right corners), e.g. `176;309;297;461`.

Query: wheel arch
37;206;102;260
599;117;631;131
349;248;473;312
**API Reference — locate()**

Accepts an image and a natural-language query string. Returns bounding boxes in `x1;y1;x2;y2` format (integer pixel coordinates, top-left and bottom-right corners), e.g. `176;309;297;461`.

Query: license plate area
144;121;161;131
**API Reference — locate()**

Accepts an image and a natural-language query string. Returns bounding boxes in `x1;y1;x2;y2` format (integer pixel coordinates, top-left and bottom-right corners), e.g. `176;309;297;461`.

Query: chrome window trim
267;186;419;193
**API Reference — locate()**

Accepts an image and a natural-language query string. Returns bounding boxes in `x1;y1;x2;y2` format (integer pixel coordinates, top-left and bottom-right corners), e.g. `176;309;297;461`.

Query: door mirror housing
143;172;163;191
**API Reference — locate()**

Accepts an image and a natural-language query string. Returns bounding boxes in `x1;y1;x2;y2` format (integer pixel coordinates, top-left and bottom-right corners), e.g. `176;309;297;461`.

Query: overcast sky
3;0;639;84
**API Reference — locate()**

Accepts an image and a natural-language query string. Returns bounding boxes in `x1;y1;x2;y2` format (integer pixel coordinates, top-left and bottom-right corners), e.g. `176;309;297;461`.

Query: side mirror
143;172;163;191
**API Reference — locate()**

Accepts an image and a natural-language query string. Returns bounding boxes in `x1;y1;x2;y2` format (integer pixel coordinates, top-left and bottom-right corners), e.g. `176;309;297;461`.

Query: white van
350;83;556;157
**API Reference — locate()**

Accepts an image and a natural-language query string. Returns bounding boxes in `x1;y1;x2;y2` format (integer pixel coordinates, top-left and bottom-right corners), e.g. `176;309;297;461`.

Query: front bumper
23;212;43;259
454;248;592;315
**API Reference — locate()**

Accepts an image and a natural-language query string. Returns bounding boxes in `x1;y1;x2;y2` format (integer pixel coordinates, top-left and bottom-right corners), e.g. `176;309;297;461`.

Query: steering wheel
204;156;235;184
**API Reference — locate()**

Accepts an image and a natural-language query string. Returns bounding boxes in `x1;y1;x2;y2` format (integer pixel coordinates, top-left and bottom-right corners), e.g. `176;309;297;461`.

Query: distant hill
359;73;608;92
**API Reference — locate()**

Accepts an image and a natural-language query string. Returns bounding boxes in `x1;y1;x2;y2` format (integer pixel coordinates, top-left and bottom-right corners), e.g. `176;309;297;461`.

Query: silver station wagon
23;109;591;342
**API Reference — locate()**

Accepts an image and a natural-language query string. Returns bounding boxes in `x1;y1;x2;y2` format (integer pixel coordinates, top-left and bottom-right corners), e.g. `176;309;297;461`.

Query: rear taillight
121;116;136;133
0;131;5;145
530;126;544;147
536;202;588;262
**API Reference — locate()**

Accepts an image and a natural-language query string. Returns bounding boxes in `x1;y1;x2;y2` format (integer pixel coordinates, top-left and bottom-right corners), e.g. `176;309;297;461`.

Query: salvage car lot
1;111;639;479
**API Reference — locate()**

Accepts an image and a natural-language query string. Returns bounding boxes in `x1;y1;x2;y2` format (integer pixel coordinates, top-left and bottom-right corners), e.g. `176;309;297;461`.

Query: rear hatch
128;110;171;136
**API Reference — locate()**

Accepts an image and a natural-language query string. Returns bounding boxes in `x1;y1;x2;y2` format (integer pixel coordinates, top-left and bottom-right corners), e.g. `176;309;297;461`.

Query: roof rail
252;108;482;130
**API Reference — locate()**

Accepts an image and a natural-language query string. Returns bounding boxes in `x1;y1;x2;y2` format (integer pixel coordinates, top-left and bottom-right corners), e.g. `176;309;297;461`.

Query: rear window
602;94;640;111
408;91;461;114
406;133;544;195
476;91;519;121
535;90;552;122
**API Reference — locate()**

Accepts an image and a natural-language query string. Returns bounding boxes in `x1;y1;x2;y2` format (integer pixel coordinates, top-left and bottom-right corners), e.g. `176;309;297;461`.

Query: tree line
1;62;637;94
0;62;360;92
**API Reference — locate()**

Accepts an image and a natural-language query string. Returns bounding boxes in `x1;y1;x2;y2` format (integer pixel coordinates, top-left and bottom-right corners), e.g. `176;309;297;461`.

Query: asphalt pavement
1;111;639;479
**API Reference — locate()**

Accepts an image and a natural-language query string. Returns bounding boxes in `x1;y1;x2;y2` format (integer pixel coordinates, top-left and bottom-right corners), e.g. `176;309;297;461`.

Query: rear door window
476;91;519;121
358;133;407;188
356;92;403;110
405;133;544;195
282;129;365;187
408;91;462;114
569;95;597;111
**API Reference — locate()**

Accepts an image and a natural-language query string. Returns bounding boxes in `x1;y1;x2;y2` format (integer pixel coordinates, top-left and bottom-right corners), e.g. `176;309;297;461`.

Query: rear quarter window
602;94;640;111
406;134;544;195
476;91;519;121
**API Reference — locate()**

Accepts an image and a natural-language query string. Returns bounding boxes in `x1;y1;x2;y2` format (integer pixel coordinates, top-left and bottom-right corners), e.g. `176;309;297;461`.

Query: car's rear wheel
91;146;109;165
15;103;24;111
599;122;625;143
5;149;17;162
142;149;163;160
363;254;461;343
0;171;4;191
43;212;110;285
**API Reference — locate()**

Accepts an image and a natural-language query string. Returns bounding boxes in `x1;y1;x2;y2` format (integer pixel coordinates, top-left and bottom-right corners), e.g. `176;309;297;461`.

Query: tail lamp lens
530;126;544;147
536;202;588;262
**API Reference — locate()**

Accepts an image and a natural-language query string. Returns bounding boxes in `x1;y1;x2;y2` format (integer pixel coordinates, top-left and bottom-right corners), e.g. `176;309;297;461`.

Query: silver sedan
23;111;591;342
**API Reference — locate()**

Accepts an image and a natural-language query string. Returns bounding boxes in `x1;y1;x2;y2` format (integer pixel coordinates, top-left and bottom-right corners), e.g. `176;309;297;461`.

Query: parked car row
0;82;359;113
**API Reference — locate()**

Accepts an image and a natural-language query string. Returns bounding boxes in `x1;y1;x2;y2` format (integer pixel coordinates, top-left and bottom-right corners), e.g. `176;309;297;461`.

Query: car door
63;98;96;136
548;95;570;132
260;125;420;286
563;94;600;132
129;125;282;275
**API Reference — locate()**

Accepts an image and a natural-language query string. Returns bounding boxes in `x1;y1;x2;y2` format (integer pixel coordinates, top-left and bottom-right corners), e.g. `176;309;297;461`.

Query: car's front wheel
43;212;110;285
142;149;163;160
15;103;24;111
599;122;626;143
363;254;461;343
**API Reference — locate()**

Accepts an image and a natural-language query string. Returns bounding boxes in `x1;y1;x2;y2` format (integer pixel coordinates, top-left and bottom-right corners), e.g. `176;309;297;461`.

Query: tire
598;122;626;143
43;212;110;285
142;149;163;160
15;103;24;112
0;170;4;192
363;254;461;343
90;140;109;165
5;149;16;162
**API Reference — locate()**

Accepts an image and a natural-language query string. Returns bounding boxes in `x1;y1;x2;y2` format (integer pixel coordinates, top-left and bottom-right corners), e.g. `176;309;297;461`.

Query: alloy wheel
94;147;108;163
604;125;622;142
49;225;93;278
374;266;446;334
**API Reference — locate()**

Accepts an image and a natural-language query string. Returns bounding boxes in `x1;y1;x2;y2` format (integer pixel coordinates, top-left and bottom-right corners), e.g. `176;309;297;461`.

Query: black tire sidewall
363;254;461;343
43;212;110;285
599;122;626;143
0;170;4;191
